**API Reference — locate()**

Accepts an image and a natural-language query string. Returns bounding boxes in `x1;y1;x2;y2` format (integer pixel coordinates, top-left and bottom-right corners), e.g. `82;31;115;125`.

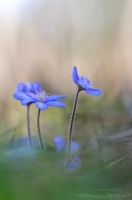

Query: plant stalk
66;87;81;169
37;109;45;150
26;103;32;149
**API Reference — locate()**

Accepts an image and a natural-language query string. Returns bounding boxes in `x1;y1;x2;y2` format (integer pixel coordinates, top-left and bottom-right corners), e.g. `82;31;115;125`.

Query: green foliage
0;97;132;200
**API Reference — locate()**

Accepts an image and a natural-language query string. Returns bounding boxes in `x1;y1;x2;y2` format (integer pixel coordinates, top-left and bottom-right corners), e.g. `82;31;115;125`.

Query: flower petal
81;76;90;84
16;82;26;92
26;92;37;100
21;97;34;105
85;88;103;96
35;102;48;110
13;92;29;101
46;95;67;101
46;101;66;107
25;82;34;93
65;142;80;155
77;78;87;90
32;82;42;92
68;156;82;171
52;136;66;152
71;66;78;83
61;156;82;171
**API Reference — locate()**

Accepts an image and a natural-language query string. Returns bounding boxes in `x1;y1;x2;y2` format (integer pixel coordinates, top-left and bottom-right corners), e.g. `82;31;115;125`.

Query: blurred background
0;0;132;199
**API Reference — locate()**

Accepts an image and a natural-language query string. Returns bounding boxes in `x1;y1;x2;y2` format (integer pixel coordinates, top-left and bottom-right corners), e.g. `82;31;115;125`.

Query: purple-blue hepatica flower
13;84;66;110
7;136;40;158
71;66;102;96
52;135;82;171
16;82;42;93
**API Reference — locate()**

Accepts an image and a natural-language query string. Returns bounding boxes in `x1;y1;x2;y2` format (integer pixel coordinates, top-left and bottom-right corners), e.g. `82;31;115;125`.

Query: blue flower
13;89;66;110
6;136;40;158
16;82;42;93
52;135;82;171
71;66;102;96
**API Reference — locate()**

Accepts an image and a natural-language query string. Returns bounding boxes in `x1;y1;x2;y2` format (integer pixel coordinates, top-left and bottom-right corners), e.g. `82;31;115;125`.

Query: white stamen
35;90;48;102
79;76;95;89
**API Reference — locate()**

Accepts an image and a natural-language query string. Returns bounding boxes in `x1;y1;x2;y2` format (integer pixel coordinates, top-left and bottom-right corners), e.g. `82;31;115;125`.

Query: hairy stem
26;103;32;149
37;109;44;150
66;87;81;169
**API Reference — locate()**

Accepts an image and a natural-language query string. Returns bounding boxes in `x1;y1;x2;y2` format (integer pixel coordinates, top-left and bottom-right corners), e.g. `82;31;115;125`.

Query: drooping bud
52;136;66;152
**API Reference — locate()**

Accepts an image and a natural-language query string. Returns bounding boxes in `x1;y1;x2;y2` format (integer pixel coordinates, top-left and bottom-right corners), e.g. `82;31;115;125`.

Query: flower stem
37;109;45;150
66;87;81;169
26;103;32;149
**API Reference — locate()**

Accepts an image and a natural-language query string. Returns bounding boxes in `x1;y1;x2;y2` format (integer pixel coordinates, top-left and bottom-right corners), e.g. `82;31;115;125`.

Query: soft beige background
0;0;132;101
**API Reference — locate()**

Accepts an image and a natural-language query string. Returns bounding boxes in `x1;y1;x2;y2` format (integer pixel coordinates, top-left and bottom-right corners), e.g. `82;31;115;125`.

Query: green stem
66;87;81;169
26;104;32;149
37;109;45;150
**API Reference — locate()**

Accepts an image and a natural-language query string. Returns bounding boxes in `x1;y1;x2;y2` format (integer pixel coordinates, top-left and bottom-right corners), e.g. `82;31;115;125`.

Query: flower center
79;76;95;89
35;90;48;102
